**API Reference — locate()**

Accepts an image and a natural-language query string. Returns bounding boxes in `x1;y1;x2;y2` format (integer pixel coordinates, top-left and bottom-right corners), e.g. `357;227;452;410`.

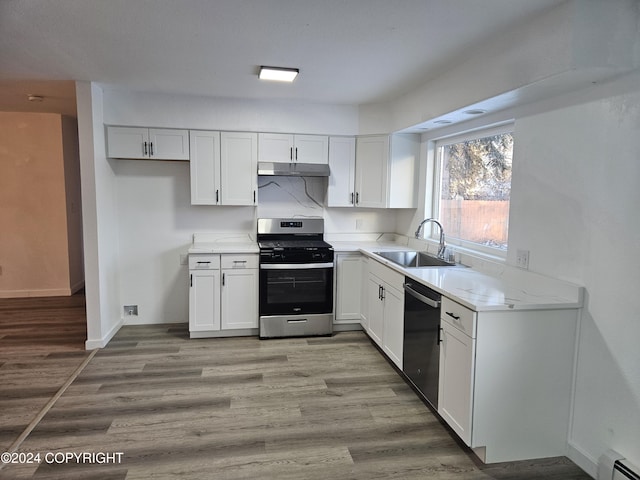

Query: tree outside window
437;131;513;251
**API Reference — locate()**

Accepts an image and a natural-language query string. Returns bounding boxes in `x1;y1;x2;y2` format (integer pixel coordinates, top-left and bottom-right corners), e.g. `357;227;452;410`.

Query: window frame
430;122;514;259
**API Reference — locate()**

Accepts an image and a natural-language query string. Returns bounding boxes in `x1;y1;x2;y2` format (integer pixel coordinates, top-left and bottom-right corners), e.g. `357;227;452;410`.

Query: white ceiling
0;0;567;114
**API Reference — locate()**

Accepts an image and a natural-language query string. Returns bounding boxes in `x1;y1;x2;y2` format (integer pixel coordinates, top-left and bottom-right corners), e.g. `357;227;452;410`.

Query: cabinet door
366;274;384;347
258;133;294;163
149;129;189;160
189;270;221;332
335;253;361;322
438;320;475;445
355;135;389;208
106;126;149;159
294;135;328;164
190;131;221;205
221;269;258;329
382;283;404;369
388;134;419;208
220;132;257;206
327;137;356;207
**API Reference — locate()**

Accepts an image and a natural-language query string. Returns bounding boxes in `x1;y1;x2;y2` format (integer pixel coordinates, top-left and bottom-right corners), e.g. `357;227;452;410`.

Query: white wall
76;82;122;348
509;71;640;475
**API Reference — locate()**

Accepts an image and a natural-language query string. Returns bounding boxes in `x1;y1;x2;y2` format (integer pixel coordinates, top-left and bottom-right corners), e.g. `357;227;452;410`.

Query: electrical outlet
355;218;364;230
124;305;138;316
516;249;530;269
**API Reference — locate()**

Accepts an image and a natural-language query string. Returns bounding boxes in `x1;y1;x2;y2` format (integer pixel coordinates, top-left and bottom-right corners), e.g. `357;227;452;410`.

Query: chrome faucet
415;218;446;259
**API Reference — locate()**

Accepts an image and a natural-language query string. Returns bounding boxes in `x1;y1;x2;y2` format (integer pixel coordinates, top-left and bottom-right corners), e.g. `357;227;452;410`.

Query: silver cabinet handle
143;141;148;156
149;141;154;156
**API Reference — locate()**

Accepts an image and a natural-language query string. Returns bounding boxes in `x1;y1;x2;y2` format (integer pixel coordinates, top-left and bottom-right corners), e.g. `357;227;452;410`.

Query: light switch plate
516;249;530;269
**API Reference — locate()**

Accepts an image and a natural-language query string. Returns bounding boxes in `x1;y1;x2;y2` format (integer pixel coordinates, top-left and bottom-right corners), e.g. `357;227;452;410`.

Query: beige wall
0;112;84;297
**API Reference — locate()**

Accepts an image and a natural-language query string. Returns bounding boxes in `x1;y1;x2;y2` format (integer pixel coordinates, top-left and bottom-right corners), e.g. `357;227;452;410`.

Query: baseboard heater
598;450;640;480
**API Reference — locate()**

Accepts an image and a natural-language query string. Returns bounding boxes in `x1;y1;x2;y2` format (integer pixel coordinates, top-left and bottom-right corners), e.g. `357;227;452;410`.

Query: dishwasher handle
403;282;441;309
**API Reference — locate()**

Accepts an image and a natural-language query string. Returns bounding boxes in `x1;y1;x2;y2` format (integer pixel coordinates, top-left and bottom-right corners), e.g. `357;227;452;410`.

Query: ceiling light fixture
259;66;299;82
27;94;44;102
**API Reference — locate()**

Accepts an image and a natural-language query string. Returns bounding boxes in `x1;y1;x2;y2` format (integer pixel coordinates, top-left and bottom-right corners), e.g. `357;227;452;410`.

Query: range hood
258;162;330;177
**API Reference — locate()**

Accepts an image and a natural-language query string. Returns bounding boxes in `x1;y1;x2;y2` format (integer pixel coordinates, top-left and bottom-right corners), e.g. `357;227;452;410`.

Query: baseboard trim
0;288;73;298
567;441;598;479
85;317;123;350
70;280;85;294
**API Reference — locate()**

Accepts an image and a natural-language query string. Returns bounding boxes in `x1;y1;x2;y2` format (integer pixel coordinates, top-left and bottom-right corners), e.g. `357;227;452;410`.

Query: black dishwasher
402;277;441;409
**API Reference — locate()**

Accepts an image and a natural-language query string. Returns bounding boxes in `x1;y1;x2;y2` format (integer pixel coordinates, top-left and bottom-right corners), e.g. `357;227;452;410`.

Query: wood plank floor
0;293;89;454
1;311;591;479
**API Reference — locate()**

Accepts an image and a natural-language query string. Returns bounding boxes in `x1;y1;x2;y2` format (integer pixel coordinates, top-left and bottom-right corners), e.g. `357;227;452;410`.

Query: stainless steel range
257;218;334;338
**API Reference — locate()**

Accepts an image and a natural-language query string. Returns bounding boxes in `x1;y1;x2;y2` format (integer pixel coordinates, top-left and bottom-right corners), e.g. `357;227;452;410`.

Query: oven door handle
260;263;334;270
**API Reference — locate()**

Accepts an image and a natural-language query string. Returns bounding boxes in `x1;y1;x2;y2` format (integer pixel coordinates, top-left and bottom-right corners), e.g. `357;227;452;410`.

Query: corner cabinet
258;133;329;164
106;126;189;160
437;296;579;463
327;134;419;208
334;252;362;323
190;131;257;206
189;254;259;337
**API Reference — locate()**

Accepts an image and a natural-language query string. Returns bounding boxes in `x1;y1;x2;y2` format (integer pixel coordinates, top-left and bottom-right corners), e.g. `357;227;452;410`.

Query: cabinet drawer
368;258;404;290
441;297;476;338
221;254;258;269
189;254;220;270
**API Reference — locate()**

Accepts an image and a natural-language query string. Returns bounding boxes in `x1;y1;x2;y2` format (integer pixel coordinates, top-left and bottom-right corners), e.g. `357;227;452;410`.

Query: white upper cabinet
329;134;419;209
355;135;389;208
190;131;221;205
294;134;329;164
258;133;328;164
220;132;258;206
106;126;189;160
190;131;257;206
327;137;356;207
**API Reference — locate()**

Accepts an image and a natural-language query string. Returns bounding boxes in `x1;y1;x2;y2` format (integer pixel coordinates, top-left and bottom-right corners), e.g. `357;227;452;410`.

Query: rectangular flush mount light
259;66;299;82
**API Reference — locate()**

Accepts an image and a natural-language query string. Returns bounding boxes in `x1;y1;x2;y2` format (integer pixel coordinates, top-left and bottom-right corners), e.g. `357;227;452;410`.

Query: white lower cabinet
438;316;475;445
189;255;221;332
366;274;384;346
365;259;404;369
189;254;258;336
436;296;578;463
221;261;259;330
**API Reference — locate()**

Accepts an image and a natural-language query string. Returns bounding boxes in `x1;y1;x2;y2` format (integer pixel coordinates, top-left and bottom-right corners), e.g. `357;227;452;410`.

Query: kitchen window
432;124;513;255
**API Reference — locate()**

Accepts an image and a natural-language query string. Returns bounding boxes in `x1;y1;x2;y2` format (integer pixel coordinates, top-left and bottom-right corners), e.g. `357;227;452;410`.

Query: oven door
259;263;333;316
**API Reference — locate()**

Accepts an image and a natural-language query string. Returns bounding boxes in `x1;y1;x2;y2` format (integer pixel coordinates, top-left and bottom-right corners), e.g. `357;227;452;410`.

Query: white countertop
330;241;584;312
188;233;259;254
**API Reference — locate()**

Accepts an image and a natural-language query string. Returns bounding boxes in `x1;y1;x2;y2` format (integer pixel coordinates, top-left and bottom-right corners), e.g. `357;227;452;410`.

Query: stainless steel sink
373;250;457;268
